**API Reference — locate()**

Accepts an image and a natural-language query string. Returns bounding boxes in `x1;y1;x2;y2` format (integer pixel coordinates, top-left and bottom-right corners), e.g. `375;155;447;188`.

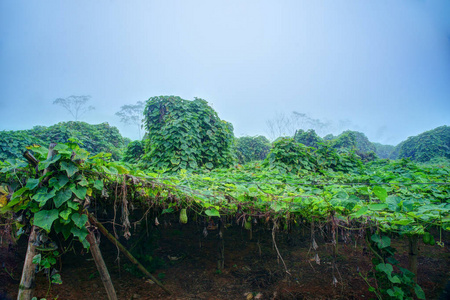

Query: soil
1;221;449;300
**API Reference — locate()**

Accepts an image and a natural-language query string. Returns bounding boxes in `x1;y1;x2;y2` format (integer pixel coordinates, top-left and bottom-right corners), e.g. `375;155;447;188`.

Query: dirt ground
1;221;449;300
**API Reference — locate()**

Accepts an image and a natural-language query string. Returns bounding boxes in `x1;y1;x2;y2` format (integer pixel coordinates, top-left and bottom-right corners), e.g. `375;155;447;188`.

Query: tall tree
115;101;145;139
53;95;95;121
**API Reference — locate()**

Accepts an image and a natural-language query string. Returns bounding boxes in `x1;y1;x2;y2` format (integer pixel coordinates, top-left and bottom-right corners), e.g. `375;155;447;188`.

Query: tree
53;95;95;121
266;111;331;140
115;101;145;139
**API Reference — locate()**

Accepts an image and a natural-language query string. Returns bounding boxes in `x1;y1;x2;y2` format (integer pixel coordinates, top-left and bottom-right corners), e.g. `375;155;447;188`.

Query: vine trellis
0;142;448;299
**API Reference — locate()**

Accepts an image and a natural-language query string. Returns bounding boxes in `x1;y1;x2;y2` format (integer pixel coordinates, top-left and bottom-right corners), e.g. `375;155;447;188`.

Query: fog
1;0;449;145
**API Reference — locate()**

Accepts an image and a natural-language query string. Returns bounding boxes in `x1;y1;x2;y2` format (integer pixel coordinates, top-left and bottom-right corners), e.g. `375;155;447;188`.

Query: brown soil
1;223;449;300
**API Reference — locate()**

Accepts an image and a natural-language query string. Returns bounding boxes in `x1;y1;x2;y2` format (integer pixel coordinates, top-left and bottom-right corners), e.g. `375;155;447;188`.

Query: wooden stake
86;229;118;300
88;213;172;295
17;227;38;300
408;235;419;283
217;220;224;270
17;143;57;300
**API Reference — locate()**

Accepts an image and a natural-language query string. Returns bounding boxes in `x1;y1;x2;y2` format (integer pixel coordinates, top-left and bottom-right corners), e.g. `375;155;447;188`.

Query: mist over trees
1;95;448;166
53;95;95;121
115;101;145;139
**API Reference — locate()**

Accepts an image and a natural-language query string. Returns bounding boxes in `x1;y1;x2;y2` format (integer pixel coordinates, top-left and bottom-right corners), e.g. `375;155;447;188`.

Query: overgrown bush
235;135;271;164
396;125;450;162
142;96;236;171
373;142;395;159
0;122;129;161
293;129;323;148
263;138;362;174
122;140;145;164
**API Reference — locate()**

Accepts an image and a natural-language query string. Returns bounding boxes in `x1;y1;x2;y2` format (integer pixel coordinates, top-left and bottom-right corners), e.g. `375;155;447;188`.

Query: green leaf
32;254;42;265
38;154;61;171
67;201;79;210
25;178;40;190
368;203;388;211
371;234;391;249
71;213;88;229
352;206;368;218
414;284;425;299
170;158;180;165
93;180;103;191
205;162;214;169
386;195;401;211
205;209;220;217
51;273;62;285
33;209;59;232
71;226;88;241
70;185;87;200
59;208;72;221
60;161;78;177
54;189;72;208
372;186;387;201
375;262;393;276
32;188;56;207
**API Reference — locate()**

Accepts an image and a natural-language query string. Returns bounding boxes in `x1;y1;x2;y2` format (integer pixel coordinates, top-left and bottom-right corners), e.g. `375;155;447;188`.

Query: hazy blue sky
1;0;449;145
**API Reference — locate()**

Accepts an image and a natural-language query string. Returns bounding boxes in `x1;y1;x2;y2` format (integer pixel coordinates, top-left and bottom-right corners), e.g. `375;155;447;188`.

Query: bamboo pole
18;143;56;300
86;229;118;300
87;213;172;295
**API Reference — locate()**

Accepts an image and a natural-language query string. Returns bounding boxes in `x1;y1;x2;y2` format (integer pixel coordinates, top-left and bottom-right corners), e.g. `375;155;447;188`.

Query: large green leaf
368;203;388;211
70;185;87;200
71;226;89;241
352;206;368;218
54;189;73;208
71;213;88;229
32;188;56;207
371;234;391;249
372;186;387;201
25;178;40;190
60;161;78;177
205;209;220;217
93;180;103;191
33;209;59;232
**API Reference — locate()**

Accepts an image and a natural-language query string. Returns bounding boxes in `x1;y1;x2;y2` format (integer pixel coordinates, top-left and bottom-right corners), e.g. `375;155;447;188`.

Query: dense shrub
330;130;376;154
396;126;450;162
293;129;323;148
236;136;271;164
373;142;395;159
263;138;362;174
122;140;145;164
142;96;236;171
0;122;129;161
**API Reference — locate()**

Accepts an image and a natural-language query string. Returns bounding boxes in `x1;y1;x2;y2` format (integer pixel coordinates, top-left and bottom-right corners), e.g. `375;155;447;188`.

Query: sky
1;0;449;145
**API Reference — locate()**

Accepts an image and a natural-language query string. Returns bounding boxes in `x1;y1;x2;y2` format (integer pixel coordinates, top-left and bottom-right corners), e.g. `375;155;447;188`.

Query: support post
17;227;38;300
408;235;419;283
86;229;118;300
217;219;224;270
17;143;57;300
87;213;171;295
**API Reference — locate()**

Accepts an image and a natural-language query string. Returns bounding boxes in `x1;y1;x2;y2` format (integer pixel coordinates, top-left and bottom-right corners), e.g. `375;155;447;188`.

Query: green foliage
235;135;271;164
397;125;450;162
263;138;363;174
142;96;236;171
373;142;395;159
365;233;425;300
293;129;323;148
0;122;129;161
122;140;145;164
330;130;376;153
0;131;42;161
